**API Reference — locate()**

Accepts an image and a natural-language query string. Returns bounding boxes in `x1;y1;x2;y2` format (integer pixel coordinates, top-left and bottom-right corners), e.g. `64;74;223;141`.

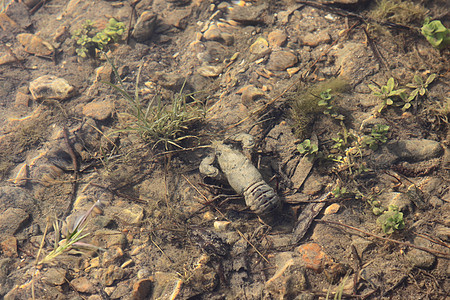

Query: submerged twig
63;126;79;218
316;219;450;258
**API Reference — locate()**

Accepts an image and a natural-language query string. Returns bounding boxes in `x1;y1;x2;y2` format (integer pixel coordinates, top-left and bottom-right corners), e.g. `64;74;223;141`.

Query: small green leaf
425;73;437;86
368;84;380;93
386;78;395;91
386;98;394;105
402;102;411;110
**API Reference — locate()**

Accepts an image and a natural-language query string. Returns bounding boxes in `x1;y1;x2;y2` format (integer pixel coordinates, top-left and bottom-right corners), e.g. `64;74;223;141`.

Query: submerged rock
266;50;298;71
29;75;75;101
387;139;443;162
0;208;29;235
132;11;157;42
17;33;54;56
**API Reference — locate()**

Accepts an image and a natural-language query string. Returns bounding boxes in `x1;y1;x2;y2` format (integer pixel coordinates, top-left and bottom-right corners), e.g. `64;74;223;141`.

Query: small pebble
266;50;298;71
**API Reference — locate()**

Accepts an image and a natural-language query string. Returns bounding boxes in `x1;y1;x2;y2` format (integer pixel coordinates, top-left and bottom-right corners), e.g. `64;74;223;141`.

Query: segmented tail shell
243;180;280;215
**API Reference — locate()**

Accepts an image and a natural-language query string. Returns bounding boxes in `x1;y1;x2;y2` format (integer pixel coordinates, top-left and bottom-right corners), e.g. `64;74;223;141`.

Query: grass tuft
105;55;205;150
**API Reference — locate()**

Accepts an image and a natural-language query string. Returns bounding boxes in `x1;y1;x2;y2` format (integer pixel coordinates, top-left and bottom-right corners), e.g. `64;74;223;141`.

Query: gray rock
406;237;436;268
132;11;157;42
42;268;67;286
0;208;29;235
387;139;443;162
0;186;35;212
29;75;74;101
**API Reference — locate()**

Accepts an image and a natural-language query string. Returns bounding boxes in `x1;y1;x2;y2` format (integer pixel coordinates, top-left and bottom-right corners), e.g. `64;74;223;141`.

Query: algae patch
288;78;350;139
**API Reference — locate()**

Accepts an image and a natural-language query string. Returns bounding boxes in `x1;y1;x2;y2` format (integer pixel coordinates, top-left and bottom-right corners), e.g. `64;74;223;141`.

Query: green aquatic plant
403;73;437;110
368;77;406;113
361;124;389;150
421;19;450;50
297;139;319;157
377;205;405;234
289;78;350;139
318;88;345;121
105;56;204;149
72;18;125;58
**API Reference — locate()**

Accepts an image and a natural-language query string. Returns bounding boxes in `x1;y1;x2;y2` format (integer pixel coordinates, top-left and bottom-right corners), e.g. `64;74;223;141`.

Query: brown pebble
17;33;54;56
266;50;298;71
302;31;331;47
0;236;18;258
268;29;287;48
82;101;113;121
71;277;96;294
132;278;153;300
203;24;222;41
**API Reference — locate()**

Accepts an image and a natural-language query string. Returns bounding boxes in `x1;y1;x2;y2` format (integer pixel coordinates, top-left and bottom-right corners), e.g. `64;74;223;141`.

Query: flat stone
387;139;443;162
152;272;182;299
0;207;29;235
406;237;436;268
132;11;157;42
203;24;222;41
14;91;30;107
91;229;127;249
165;7;191;29
197;65;223;77
268;29;287;48
132;278;153;300
0;236;18;258
266;50;298;71
324;203;340;215
301;31;331;47
229;3;268;24
0;47;19;66
17;33;54;56
249;37;271;58
29;75;74;101
110;204;144;225
0;186;35;212
71;277;96;293
82;100;113;121
43;268;67;286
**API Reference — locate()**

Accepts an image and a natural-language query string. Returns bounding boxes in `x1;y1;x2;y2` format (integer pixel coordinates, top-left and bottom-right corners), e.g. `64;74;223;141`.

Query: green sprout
297;139;319;157
38;200;102;265
368;78;406;113
332;186;348;198
72;18;125;58
421;18;450;50
361;124;389;151
376;205;405;234
318;88;345;121
403;73;437;110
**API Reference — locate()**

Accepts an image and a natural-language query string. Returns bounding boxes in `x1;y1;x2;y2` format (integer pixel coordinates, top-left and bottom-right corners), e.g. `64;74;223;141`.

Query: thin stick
63;126;79;218
414;231;450;249
316;220;450;258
